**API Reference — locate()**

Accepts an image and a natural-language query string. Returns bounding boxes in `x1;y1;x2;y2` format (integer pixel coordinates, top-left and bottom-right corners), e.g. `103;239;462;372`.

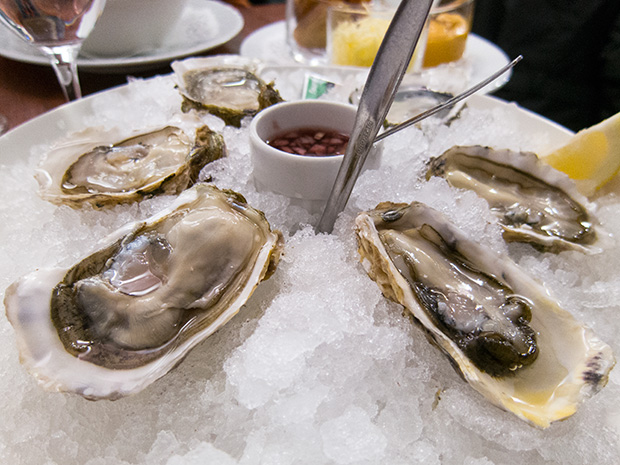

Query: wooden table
0;3;285;133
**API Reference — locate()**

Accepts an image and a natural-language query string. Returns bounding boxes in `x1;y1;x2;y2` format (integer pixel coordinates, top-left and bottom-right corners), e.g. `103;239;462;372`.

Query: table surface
0;3;285;134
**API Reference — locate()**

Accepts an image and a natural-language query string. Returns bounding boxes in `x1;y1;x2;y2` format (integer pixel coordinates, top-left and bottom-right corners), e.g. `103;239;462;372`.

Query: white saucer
0;0;244;73
240;21;512;93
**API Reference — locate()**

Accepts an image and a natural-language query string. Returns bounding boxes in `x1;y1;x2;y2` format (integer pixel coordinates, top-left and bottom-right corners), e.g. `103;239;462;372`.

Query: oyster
426;145;602;253
172;55;284;127
349;86;464;127
4;184;283;400
36;114;226;208
355;201;614;428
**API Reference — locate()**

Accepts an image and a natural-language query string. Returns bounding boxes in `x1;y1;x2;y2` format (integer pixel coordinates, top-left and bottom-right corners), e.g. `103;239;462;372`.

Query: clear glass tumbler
286;0;373;65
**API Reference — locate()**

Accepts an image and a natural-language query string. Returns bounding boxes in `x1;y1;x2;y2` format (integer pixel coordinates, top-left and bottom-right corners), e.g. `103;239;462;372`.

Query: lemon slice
541;111;620;196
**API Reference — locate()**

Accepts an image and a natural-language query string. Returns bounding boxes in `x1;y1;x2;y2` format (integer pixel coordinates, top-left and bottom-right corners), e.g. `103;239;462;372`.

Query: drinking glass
0;0;106;101
286;0;368;65
327;2;428;72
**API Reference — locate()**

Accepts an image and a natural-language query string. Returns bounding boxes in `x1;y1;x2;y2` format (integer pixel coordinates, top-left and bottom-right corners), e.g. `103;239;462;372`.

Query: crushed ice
0;69;619;465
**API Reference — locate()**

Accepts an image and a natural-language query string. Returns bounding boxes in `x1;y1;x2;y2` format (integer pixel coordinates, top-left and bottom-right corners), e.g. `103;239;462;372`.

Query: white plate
240;21;512;93
0;0;244;73
7;66;620;465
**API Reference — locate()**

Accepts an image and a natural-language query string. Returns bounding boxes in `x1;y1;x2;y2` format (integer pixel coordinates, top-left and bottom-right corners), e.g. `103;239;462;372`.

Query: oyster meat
355;201;614;428
36;114;226;208
426;145;603;253
4;184;283;400
172;55;283;127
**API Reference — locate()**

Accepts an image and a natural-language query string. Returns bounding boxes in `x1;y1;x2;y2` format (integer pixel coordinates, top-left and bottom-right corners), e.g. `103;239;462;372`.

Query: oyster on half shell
355;201;614;428
4;184;283;400
36;114;226;208
172;55;284;127
426;145;604;253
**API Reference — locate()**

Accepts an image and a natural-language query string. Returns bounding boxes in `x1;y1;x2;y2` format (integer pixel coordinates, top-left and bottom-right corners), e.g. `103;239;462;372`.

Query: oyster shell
172;55;284;127
36;114;226;208
4;184;283;400
426;145;603;253
355;201;614;428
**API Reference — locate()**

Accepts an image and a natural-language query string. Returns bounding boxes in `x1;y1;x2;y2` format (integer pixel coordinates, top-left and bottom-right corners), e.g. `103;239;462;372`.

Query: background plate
240;21;512;93
0;0;244;73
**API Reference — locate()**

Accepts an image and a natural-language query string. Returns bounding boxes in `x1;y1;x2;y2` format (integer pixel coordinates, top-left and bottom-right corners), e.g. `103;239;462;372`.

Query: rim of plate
0;70;572;167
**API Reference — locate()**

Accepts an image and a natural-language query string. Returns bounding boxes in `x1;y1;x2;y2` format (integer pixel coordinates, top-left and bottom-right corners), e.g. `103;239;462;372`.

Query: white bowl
249;100;381;213
82;0;187;57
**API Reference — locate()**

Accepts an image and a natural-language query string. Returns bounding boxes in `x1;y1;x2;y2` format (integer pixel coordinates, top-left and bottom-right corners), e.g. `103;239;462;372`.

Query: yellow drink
330;15;391;67
328;5;423;70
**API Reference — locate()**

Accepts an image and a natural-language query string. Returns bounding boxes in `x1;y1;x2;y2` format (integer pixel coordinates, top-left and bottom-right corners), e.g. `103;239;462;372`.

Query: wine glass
0;0;106;101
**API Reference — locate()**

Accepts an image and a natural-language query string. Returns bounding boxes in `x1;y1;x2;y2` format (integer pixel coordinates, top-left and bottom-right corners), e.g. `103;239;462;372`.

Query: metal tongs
316;0;521;233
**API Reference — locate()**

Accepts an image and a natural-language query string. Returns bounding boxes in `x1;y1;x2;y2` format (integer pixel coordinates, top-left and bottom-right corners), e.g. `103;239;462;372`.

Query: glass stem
0;112;8;136
41;44;82;101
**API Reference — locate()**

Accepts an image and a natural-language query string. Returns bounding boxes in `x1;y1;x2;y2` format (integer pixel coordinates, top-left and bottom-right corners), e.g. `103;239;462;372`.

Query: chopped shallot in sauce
268;128;349;156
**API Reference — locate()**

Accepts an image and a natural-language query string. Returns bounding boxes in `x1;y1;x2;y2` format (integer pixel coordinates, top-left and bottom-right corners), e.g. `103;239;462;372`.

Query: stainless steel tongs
316;0;521;233
317;0;435;233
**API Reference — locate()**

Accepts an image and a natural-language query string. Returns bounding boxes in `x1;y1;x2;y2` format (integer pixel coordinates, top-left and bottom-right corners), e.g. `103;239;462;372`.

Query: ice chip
320;406;388;464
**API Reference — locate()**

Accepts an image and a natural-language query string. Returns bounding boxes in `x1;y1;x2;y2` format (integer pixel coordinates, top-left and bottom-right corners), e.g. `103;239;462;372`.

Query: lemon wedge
541;111;620;196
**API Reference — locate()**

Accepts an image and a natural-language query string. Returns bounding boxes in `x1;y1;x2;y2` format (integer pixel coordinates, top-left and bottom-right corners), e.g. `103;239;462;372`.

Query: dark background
252;0;620;131
472;0;620;131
